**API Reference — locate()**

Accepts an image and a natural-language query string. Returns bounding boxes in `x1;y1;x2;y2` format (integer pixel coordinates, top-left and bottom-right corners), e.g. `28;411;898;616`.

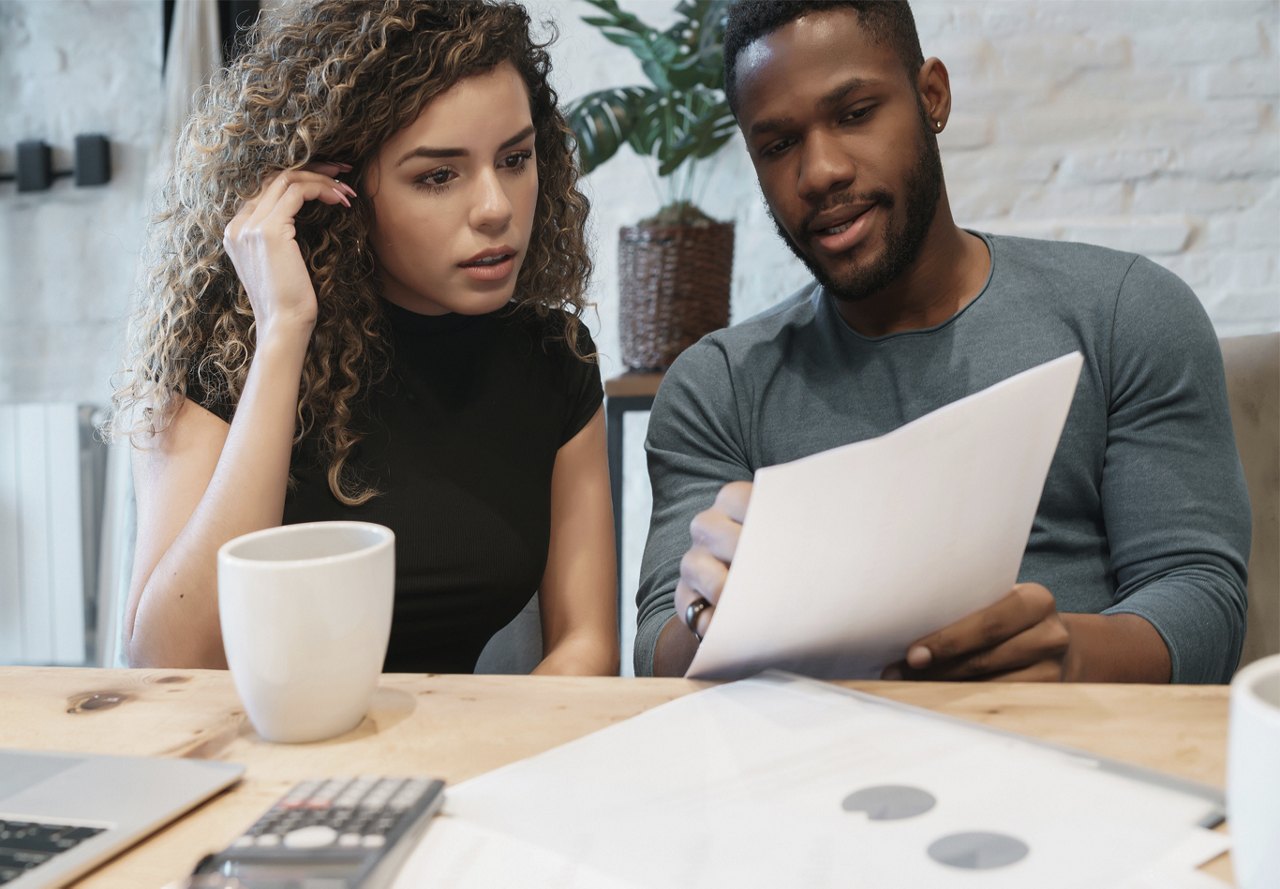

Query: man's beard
768;121;944;303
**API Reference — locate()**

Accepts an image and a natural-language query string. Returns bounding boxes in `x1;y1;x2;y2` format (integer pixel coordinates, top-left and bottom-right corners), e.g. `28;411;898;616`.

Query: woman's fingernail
340;183;358;198
334;188;351;208
907;646;932;669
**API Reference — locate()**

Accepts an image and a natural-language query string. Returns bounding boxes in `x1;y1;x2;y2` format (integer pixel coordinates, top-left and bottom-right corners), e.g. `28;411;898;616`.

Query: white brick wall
0;0;161;406
5;0;1274;392
2;1;1277;670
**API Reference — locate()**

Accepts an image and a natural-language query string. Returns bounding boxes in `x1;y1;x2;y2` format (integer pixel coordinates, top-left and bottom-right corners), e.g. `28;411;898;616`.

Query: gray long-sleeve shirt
635;233;1250;683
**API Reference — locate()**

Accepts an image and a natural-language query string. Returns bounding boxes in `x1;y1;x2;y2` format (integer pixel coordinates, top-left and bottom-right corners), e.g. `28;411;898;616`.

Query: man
634;0;1250;683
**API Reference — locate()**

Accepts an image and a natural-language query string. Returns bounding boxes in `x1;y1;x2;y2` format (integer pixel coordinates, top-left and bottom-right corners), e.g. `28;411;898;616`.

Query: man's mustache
799;189;895;239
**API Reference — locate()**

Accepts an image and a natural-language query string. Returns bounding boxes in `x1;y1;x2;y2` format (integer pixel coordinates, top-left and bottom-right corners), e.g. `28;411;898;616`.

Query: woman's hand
222;162;355;341
128;160;356;669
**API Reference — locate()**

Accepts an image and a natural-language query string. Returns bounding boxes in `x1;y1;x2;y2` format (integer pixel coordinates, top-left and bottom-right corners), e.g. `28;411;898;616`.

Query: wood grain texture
0;669;1234;887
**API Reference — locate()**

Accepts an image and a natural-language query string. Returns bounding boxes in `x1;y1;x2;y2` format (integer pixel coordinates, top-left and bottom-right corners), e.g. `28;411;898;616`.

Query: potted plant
567;0;736;371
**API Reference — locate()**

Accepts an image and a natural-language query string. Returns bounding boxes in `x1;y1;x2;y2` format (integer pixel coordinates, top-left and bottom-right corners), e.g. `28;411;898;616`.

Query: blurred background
1;0;1276;671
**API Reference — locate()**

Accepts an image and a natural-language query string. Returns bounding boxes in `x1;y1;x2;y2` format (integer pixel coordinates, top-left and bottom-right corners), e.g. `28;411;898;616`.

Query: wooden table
0;669;1236;888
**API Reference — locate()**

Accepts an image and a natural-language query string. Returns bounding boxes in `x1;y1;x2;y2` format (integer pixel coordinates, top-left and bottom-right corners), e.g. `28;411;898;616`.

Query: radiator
0;403;107;666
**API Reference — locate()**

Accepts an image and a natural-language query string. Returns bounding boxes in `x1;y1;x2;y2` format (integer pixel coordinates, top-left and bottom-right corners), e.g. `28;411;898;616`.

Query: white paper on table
1116;828;1232;889
391;815;645;889
443;673;1226;889
688;351;1085;680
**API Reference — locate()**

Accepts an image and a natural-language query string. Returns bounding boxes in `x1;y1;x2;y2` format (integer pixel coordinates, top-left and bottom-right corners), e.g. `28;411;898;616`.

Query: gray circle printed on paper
927;831;1030;870
841;785;937;821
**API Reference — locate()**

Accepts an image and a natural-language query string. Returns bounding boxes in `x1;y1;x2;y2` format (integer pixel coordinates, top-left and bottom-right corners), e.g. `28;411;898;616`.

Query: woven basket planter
617;221;734;371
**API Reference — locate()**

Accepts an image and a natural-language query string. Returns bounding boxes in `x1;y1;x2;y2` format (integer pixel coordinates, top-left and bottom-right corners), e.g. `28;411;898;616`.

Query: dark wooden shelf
604;372;665;399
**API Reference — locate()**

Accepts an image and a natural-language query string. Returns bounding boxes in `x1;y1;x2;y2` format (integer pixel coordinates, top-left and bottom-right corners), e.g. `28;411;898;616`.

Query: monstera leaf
567;85;656;175
567;0;734;213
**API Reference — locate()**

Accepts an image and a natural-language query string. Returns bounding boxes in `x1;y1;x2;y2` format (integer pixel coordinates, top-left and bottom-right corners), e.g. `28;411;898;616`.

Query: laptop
0;749;244;889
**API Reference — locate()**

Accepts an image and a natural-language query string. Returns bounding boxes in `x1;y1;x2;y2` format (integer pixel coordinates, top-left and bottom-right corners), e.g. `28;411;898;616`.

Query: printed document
688;351;1084;680
431;674;1225;889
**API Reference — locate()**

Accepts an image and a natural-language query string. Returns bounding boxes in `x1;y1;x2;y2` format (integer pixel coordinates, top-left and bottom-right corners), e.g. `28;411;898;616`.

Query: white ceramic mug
217;521;395;743
1227;652;1280;889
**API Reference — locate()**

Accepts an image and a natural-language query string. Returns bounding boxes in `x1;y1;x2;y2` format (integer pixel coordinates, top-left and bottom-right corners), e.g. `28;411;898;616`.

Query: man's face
734;9;943;302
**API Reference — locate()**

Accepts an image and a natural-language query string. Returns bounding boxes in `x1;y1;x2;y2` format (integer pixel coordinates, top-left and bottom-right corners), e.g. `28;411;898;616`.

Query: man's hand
883;583;1073;682
673;481;752;643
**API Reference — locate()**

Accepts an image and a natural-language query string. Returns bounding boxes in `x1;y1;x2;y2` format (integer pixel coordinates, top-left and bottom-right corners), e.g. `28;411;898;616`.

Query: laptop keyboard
0;820;106;885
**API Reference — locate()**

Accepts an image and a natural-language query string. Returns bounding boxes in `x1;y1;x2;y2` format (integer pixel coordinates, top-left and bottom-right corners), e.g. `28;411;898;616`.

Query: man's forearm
1061;612;1172;682
651;613;700;677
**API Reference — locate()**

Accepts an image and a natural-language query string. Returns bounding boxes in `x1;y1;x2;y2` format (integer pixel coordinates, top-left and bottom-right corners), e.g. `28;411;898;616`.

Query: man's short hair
723;1;925;116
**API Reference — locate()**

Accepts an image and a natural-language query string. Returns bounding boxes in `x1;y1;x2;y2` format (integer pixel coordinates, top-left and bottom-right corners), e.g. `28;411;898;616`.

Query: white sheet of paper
1116;828;1232;889
688;351;1085;680
442;674;1224;889
391;816;645;889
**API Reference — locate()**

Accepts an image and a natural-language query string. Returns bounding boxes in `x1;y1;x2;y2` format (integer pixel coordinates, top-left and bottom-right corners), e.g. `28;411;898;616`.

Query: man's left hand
882;583;1072;682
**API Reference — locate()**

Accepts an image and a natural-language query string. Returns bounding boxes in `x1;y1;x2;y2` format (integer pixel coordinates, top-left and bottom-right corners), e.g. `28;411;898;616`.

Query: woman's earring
353;237;374;276
935;120;943;130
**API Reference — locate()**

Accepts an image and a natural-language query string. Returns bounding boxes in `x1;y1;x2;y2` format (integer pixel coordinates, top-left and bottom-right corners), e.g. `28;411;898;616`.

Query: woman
111;0;617;675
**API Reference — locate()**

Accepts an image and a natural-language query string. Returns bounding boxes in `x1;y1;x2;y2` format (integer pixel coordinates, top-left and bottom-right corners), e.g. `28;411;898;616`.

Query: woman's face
364;61;538;316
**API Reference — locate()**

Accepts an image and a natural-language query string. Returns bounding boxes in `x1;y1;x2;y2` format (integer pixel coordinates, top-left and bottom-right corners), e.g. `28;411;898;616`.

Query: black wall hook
1;134;111;192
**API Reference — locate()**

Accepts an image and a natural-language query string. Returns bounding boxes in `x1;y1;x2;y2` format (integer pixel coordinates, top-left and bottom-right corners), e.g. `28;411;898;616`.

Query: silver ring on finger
684;596;711;643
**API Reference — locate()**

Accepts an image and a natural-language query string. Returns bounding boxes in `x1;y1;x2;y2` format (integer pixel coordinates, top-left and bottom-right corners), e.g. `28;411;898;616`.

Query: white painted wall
0;0;161;406
2;1;1277;671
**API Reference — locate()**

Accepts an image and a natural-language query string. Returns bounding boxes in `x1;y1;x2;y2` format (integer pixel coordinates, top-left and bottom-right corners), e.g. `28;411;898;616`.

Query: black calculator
190;776;445;889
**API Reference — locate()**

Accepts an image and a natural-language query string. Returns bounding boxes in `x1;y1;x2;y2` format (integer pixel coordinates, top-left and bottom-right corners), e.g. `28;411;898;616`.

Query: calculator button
283;825;339;849
232;836;254;848
255;835;281;847
338;833;362;848
363;778;403;802
389;782;428;810
360;835;386;848
335;779;376;807
325;808;355;829
370;815;398;834
312;780;348;802
281;781;321;807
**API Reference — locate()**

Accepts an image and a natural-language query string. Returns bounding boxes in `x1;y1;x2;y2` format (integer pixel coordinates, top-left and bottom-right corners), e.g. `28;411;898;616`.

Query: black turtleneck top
192;301;603;673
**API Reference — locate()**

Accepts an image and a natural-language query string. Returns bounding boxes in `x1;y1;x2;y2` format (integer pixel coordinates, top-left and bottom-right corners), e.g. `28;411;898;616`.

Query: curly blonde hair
110;0;594;505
